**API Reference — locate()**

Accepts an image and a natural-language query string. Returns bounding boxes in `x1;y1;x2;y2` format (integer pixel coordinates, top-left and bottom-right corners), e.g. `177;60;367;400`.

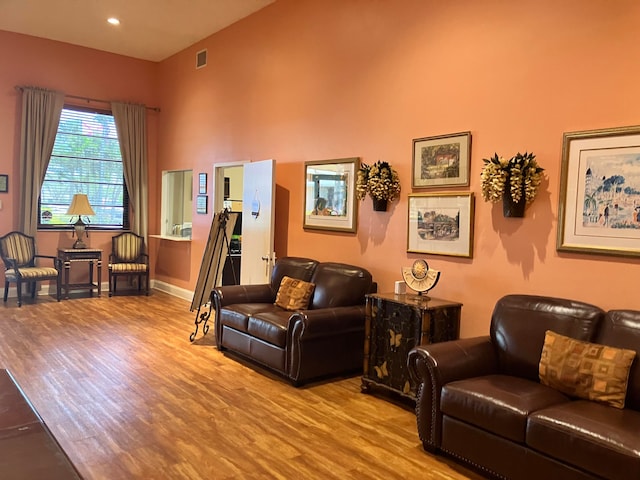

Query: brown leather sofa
407;294;640;480
212;257;374;385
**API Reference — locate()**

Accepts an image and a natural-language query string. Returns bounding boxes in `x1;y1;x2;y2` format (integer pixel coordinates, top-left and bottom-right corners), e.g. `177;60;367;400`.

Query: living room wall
2;1;639;339
157;0;640;337
0;30;160;282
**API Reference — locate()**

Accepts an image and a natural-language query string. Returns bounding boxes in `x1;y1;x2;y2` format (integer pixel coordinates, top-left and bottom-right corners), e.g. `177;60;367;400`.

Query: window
39;106;129;229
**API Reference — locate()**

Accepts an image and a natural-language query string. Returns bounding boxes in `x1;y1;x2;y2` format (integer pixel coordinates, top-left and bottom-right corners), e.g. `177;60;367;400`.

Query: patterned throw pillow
539;330;636;409
274;276;315;311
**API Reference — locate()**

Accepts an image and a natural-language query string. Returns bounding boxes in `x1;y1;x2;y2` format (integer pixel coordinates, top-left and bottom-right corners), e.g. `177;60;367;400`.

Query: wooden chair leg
16;282;23;307
3;281;8;302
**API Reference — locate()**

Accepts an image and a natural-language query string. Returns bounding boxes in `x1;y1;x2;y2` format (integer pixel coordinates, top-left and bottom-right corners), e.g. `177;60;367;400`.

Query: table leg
63;261;70;300
97;259;102;297
89;261;94;297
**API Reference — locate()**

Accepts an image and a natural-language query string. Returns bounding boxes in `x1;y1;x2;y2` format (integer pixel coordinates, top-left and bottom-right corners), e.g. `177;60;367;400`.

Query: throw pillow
274;276;315;311
539;330;636;409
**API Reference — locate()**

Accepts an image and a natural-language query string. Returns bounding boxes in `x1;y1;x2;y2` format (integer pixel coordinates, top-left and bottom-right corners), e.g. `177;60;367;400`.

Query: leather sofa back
596;310;640;411
269;257;319;295
309;262;373;309
490;295;604;381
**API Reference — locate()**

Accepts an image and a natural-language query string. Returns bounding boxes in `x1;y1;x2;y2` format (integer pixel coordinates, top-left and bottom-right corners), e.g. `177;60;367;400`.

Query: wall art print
407;193;474;258
412;132;471;188
557;125;640;257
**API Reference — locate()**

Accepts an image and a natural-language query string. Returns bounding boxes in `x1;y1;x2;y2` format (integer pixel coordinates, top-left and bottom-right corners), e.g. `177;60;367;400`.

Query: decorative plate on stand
401;259;440;296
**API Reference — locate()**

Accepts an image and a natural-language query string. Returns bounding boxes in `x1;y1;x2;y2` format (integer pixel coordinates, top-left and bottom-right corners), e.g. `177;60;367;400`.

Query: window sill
149;234;192;242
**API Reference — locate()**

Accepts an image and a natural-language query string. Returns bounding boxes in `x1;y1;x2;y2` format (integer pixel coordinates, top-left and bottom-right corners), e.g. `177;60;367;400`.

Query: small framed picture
412;132;472;188
407;192;475;258
0;174;7;193
196;195;208;214
199;173;207;194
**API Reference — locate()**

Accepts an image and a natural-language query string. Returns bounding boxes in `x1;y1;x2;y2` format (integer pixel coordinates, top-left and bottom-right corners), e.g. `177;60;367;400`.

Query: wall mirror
161;169;193;238
303;157;358;233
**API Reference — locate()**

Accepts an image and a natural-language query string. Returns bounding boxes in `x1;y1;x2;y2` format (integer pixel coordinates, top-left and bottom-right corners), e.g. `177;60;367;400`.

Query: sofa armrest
211;284;274;309
407;336;497;451
289;305;366;340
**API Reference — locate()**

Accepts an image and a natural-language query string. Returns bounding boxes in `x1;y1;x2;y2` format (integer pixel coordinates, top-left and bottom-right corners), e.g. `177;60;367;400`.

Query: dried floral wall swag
356;161;401;212
481;152;544;204
356;161;401;201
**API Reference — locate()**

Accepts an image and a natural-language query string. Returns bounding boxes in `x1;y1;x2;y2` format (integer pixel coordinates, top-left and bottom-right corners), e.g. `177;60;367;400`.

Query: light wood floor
0;290;483;480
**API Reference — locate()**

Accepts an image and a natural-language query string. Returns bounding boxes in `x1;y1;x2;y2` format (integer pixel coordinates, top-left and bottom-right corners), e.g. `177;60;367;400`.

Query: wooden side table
57;248;102;299
362;292;461;401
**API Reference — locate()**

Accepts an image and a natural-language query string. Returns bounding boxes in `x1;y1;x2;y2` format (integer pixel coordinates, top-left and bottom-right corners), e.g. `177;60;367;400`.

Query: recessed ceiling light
107;17;120;26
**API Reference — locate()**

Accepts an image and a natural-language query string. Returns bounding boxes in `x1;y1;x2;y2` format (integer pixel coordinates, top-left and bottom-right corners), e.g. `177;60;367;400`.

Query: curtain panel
19;87;64;236
111;102;149;240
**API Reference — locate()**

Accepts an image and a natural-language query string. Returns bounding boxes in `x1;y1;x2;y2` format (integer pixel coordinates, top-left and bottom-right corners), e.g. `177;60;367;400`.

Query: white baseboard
151;280;194;302
3;280;194;303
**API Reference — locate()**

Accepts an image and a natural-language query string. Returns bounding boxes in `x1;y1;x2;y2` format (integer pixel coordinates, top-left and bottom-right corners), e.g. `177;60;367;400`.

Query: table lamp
67;193;95;249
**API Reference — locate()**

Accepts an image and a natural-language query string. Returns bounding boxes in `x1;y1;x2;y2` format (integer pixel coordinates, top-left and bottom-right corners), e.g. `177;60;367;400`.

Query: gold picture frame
557;125;640;257
412;132;471;188
303;158;359;233
407;192;474;257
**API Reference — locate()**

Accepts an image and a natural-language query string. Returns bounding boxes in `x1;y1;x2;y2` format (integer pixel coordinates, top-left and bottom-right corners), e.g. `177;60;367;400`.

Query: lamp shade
66;194;95;216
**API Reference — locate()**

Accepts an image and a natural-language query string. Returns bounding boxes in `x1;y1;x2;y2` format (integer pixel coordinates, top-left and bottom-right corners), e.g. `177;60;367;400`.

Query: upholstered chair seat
0;231;61;307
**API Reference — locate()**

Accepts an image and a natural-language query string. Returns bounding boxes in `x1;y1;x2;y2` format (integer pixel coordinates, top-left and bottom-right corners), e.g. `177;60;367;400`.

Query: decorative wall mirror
303;157;358;233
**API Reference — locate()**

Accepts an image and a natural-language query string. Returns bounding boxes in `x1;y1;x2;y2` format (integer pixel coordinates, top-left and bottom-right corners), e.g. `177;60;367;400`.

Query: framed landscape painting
412;132;471;188
557;125;640;257
407;193;474;258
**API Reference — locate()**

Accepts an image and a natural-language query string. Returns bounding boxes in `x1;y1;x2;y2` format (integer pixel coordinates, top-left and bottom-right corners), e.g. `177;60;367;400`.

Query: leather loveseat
407;294;640;480
212;257;374;385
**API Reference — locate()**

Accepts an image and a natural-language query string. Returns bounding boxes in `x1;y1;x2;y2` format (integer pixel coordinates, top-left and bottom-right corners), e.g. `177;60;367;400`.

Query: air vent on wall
196;49;207;69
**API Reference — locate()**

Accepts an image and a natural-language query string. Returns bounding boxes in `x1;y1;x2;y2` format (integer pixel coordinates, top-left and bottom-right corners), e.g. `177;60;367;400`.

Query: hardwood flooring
0;291;483;479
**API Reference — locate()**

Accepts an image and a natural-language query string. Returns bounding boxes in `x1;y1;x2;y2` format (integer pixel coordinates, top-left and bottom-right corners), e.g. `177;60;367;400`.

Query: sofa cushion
490;295;604;382
527;400;640;480
441;374;569;443
539;330;636;409
274;276;315;311
269;257;318;295
219;304;279;333
596;310;640;411
309;262;372;309
247;311;293;347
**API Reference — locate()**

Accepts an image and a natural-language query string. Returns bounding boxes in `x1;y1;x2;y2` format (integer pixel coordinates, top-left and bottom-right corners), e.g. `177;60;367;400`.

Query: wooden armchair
108;232;150;297
0;231;61;307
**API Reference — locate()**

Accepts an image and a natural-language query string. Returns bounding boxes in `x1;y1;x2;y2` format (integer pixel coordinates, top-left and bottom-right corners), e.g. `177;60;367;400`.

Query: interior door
241;159;276;284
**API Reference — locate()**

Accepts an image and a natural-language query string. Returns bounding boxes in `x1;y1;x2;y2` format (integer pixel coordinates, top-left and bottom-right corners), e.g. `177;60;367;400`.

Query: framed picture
198;173;207;194
412;131;471;188
303;157;359;233
196;195;208;214
0;174;7;193
407;193;474;257
557;125;640;257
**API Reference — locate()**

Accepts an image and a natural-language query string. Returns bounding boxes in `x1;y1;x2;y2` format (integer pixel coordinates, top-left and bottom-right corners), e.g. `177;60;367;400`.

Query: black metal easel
189;209;238;342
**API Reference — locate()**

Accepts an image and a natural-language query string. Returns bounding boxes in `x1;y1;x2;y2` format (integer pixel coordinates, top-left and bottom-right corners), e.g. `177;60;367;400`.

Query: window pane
39;107;128;228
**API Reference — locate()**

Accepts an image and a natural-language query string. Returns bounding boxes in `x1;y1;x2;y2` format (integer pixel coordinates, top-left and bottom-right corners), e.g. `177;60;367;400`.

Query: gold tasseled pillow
539;330;636;409
274;276;315;311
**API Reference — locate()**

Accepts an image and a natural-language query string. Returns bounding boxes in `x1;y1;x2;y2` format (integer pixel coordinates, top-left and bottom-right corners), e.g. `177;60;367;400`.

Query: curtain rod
15;86;160;112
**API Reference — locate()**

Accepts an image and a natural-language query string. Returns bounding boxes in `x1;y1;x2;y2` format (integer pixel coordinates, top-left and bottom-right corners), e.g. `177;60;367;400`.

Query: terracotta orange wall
0;30;159;284
157;0;640;337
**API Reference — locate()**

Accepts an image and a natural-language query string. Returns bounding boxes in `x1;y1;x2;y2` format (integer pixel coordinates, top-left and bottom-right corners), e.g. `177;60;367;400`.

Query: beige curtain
19;87;64;236
111;102;148;240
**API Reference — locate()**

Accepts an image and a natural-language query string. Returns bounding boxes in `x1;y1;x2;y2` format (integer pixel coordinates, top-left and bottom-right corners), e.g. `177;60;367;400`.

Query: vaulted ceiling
0;0;275;62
